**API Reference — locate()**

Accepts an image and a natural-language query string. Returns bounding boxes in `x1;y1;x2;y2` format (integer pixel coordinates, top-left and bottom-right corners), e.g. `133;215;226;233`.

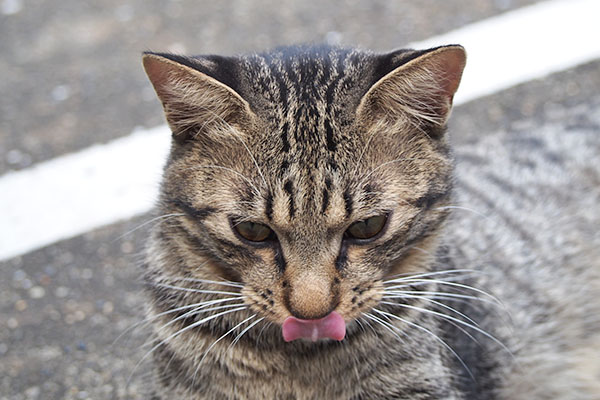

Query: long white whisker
358;313;378;336
129;306;247;385
256;320;273;343
153;283;243;297
433;205;492;222
384;299;482;346
191;314;258;386
354;317;368;334
381;302;510;356
152;298;245;322
113;213;185;242
383;291;497;306
146;303;248;348
381;298;479;327
385;279;501;303
164;277;243;289
114;297;244;346
384;269;479;283
363;313;407;344
229;317;265;348
372;308;474;380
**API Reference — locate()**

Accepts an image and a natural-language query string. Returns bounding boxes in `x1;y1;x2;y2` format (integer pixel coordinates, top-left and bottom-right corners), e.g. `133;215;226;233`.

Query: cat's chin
282;311;346;342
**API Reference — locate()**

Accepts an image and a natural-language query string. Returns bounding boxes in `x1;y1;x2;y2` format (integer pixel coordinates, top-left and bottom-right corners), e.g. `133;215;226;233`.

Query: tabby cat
141;44;600;399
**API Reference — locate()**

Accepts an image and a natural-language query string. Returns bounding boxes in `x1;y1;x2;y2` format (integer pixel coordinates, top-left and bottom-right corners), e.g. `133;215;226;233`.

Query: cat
140;44;600;399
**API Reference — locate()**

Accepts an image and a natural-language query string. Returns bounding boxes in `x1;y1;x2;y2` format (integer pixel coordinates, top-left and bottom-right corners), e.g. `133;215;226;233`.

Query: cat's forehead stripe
283;179;296;219
265;192;274;221
241;48;370;168
343;188;353;219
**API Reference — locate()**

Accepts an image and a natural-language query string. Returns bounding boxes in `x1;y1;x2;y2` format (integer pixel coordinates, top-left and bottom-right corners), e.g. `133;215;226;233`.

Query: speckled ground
2;0;600;399
0;0;541;175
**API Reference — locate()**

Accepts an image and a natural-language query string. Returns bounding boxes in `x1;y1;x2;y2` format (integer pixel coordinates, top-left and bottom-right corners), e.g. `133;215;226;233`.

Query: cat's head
143;45;465;341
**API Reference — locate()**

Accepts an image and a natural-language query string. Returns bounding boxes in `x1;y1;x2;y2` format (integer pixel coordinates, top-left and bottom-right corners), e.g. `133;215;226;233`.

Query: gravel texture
0;0;541;174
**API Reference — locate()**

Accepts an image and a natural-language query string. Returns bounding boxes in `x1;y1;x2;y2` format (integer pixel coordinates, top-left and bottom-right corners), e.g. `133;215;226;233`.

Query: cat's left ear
357;45;466;136
142;52;255;144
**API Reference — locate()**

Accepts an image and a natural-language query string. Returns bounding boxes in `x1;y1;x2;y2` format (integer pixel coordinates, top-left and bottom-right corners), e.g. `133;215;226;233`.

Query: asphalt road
1;0;599;399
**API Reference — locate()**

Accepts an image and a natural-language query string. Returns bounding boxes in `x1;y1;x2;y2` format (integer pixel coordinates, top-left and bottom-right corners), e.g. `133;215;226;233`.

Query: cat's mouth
281;311;346;342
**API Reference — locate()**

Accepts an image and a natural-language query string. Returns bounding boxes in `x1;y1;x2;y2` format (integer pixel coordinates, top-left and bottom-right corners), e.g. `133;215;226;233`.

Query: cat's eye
345;215;387;241
234;221;275;242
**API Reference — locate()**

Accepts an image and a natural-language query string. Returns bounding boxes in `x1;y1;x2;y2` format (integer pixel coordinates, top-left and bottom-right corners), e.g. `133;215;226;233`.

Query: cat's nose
286;275;336;320
288;303;333;321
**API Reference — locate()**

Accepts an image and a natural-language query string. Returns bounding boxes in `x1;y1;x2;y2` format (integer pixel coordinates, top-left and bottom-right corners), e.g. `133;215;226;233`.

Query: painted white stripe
1;0;599;261
410;0;600;105
0;126;171;260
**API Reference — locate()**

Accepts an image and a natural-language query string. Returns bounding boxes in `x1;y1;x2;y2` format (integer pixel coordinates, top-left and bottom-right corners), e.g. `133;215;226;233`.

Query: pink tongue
282;311;346;342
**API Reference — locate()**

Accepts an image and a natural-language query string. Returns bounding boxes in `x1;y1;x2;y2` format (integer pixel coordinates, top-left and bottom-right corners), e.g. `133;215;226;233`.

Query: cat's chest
194;335;460;400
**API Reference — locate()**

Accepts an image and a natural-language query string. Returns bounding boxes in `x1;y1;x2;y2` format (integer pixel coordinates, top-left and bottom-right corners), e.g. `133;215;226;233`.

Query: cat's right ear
142;52;254;144
357;45;466;137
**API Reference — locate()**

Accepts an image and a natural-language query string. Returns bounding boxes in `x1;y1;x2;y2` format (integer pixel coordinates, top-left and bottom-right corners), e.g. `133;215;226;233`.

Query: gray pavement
1;1;598;399
0;0;540;174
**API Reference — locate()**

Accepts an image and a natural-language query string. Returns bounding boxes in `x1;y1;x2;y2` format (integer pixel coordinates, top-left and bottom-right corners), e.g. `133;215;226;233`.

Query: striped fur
141;45;600;399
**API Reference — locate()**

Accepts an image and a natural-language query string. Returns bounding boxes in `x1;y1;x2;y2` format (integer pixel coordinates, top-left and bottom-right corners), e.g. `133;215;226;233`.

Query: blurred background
1;0;599;398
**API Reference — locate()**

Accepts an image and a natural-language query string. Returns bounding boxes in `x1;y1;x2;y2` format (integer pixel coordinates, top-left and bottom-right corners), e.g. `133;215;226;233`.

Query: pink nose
282;311;346;342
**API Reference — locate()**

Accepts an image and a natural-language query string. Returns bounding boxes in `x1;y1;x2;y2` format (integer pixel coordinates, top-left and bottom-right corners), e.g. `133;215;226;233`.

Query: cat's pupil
235;221;274;242
346;215;387;240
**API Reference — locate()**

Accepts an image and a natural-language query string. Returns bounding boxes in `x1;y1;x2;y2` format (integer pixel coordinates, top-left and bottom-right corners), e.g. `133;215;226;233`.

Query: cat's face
144;45;465;340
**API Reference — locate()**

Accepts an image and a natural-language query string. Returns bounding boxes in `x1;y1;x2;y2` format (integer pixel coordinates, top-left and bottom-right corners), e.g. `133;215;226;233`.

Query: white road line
0;125;171;260
1;0;599;261
411;0;600;105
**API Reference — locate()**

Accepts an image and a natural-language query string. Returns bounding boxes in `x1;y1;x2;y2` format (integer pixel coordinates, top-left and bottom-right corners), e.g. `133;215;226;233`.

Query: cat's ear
142;52;254;144
357;45;466;136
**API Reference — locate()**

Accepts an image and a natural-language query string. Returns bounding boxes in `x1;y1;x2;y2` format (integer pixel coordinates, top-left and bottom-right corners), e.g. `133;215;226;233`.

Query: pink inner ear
142;55;175;100
436;47;467;99
282;311;346;342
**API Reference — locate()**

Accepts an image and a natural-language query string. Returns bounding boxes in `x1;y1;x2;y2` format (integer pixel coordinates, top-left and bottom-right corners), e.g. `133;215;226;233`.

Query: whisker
433;205;492;222
354;317;368;334
229;317;265;348
372;308;474;380
113;297;244;346
192;314;264;385
153;298;245;323
381;301;511;356
406;245;435;257
381;298;479;327
385;279;501;304
142;303;248;349
358;314;378;336
153;283;243;297
363;313;407;344
384;269;479;283
113;213;185;242
129;306;248;385
256;320;273;343
382;299;481;346
191;314;258;386
383;291;497;306
164;277;243;289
